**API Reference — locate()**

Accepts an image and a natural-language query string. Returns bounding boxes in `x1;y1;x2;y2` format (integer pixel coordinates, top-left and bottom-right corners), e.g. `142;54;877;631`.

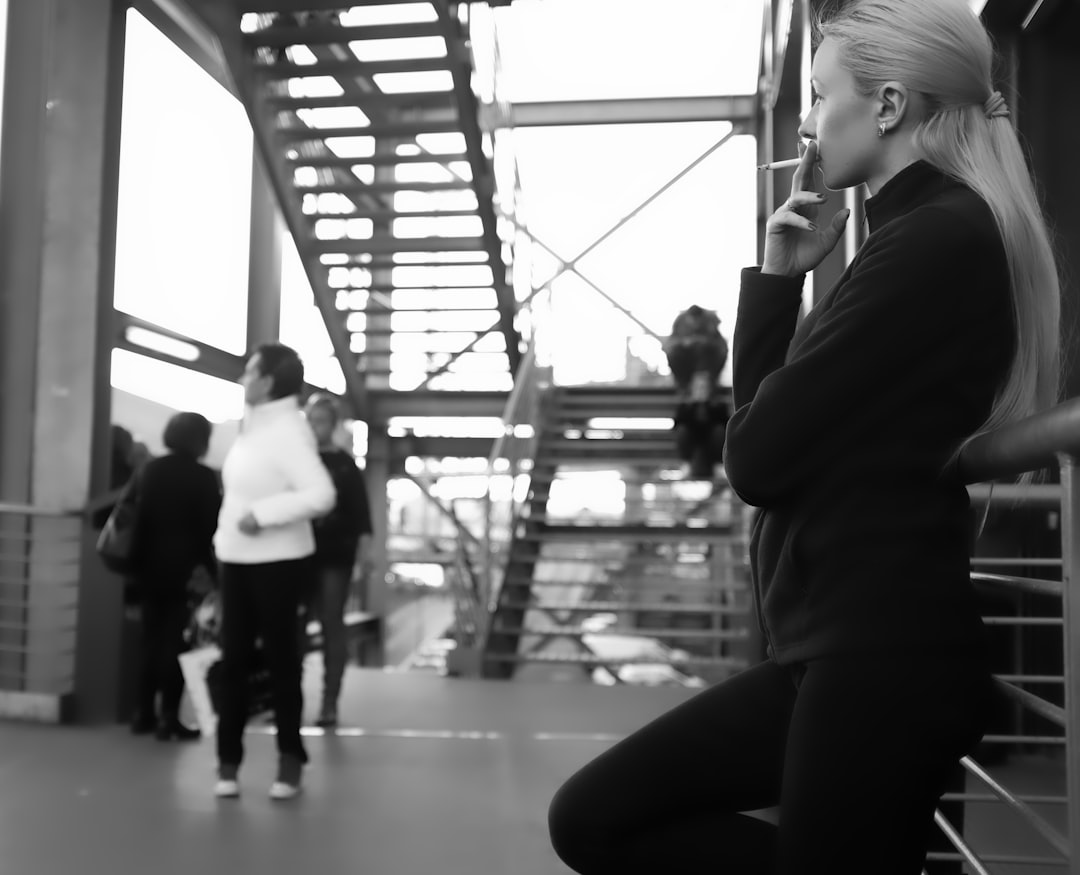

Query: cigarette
757;158;801;171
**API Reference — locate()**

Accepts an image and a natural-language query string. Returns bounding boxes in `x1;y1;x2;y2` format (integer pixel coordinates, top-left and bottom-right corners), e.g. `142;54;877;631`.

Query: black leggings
548;654;992;875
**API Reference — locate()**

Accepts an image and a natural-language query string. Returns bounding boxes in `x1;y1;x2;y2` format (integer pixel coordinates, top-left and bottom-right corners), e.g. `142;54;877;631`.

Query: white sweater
214;396;336;564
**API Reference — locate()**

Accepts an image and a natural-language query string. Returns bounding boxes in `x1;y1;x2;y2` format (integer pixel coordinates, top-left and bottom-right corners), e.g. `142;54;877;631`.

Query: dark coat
724;161;1014;664
313;447;373;567
131;453;221;601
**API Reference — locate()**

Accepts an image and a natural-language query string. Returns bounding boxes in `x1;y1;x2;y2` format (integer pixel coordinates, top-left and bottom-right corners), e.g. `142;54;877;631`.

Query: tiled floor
0;666;1068;875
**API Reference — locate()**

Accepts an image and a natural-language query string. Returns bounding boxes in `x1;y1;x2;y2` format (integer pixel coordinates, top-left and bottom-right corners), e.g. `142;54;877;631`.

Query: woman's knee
548;773;609;873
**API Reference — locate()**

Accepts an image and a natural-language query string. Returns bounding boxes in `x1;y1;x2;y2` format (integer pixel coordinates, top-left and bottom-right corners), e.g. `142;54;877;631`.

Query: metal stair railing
480;339;547;637
909;397;1080;873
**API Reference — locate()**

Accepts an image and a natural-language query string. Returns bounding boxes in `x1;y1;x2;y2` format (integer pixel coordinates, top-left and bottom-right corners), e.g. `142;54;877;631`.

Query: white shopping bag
179;644;221;736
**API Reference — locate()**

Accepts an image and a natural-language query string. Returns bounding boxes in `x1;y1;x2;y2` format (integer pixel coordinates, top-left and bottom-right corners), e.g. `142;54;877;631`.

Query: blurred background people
304;392;373;729
213;342;335;801
129;412;221;740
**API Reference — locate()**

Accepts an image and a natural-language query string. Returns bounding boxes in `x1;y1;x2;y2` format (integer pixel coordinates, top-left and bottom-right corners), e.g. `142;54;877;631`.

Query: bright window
113;9;252;355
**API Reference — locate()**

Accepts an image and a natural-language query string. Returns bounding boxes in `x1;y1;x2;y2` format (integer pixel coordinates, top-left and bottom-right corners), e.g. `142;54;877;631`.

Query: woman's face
798;37;882;192
307;405;336;445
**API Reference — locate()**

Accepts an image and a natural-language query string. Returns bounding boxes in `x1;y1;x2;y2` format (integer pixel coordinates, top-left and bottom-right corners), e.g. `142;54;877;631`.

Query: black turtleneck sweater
724;161;1014;664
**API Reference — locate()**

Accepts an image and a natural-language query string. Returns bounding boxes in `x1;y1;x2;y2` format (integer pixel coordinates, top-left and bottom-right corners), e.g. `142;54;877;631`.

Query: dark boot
155;715;201;741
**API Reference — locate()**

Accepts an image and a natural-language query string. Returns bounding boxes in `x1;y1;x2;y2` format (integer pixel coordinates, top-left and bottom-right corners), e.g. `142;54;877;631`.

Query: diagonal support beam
416;127;744;385
432;0;521;375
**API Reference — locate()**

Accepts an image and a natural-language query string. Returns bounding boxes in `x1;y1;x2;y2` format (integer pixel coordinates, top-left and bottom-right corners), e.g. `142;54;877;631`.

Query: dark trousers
136;594;189;721
216;558;311;767
308;563;352;708
548;654;992;875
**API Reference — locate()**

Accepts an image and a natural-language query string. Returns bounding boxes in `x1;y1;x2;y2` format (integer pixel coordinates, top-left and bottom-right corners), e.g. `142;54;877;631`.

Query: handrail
0;502;83;518
944;393;1080;873
958;395;1080;483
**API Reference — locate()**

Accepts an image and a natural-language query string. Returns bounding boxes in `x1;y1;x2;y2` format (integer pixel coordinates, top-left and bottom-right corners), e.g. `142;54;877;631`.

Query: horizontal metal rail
971;571;1064;597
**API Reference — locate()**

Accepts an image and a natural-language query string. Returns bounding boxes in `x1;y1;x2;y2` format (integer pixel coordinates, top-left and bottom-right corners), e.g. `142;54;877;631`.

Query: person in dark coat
304;393;373;728
547;1;1061;872
130;412;221;740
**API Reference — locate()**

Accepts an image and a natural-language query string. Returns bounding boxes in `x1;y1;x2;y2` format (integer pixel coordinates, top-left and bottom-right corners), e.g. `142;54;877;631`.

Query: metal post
1056;453;1080;873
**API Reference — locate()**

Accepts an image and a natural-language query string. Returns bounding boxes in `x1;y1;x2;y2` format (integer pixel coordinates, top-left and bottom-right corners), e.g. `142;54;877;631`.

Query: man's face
240;354;271;406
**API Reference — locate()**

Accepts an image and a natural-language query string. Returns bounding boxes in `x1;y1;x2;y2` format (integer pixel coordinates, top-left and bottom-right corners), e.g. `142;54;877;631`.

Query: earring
877;122;886;137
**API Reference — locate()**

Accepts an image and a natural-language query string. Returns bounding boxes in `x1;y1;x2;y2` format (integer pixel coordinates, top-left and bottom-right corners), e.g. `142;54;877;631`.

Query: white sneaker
269;780;301;801
214;779;240;799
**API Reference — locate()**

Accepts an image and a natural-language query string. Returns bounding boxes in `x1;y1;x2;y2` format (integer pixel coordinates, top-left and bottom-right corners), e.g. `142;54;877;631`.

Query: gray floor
0;666;1068;875
0;669;693;875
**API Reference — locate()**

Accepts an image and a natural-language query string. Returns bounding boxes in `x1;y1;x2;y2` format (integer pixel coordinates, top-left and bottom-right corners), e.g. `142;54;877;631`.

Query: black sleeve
724;208;983;507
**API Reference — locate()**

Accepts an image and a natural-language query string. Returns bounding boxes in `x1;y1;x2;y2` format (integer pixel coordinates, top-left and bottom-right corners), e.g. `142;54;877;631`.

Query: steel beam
433;0;521;375
480;95;757;130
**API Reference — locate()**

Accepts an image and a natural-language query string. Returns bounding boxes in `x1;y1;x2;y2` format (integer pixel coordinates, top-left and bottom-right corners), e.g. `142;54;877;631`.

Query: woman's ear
876;81;911;133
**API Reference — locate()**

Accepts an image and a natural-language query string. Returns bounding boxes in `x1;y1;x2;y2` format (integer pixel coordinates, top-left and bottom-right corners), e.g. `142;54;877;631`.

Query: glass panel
110;349;244;424
496;0;765;100
516;124;755;385
279;233;346;394
113;10;251;354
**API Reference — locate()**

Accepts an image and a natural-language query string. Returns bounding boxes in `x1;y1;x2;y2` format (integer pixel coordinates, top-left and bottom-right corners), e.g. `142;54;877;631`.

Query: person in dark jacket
304;392;373;728
547;2;1061;873
130;412;221;740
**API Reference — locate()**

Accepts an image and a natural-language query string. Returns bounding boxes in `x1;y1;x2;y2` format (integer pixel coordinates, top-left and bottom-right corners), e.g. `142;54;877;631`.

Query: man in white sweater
213;342;335;801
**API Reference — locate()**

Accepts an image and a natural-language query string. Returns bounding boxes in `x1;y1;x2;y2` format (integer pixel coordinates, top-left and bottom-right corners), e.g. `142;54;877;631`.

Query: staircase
192;0;522;407
482;384;756;685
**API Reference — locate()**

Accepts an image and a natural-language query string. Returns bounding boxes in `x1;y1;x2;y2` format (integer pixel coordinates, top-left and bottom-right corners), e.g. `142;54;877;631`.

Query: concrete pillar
364;428;391;666
247;151;284;352
0;0;126;719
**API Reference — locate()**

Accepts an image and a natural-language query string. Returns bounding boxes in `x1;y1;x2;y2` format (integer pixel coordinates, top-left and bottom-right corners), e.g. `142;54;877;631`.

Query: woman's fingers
791;140;817;194
785;191;827;210
770;209;817;233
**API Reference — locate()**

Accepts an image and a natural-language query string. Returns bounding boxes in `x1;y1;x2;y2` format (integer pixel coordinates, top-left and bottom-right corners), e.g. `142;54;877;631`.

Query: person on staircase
212;342;335;802
547;1;1061;872
663;305;731;480
304;392;373;729
129;412;221;741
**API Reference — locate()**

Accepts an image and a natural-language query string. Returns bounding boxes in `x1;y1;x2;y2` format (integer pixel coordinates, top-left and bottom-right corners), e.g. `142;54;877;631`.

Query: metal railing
924;396;1080;872
0;503;82;721
480;340;547;632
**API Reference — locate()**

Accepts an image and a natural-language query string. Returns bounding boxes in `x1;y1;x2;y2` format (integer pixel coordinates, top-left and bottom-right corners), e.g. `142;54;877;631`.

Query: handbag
96;472;141;574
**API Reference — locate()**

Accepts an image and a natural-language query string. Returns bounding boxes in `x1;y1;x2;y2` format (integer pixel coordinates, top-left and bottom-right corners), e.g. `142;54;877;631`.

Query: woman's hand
238;511;261;535
761;141;850;278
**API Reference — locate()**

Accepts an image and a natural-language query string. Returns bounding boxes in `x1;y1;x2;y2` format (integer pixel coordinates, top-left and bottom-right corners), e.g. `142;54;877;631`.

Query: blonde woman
548;1;1060;872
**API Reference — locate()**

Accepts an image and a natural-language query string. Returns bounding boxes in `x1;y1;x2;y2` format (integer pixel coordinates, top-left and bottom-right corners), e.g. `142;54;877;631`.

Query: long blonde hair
818;0;1061;446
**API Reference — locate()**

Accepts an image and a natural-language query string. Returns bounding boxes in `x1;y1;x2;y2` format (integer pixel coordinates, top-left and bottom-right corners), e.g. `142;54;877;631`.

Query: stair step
238;0;436;10
503;577;748;591
299;180;473;195
257;56;450;79
494;626;749;641
279;119;462;142
315;208;479;222
245;20;444;48
288;150;468;167
501;600;747;614
482;651;747;668
312;235;487;255
523;523;733;540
